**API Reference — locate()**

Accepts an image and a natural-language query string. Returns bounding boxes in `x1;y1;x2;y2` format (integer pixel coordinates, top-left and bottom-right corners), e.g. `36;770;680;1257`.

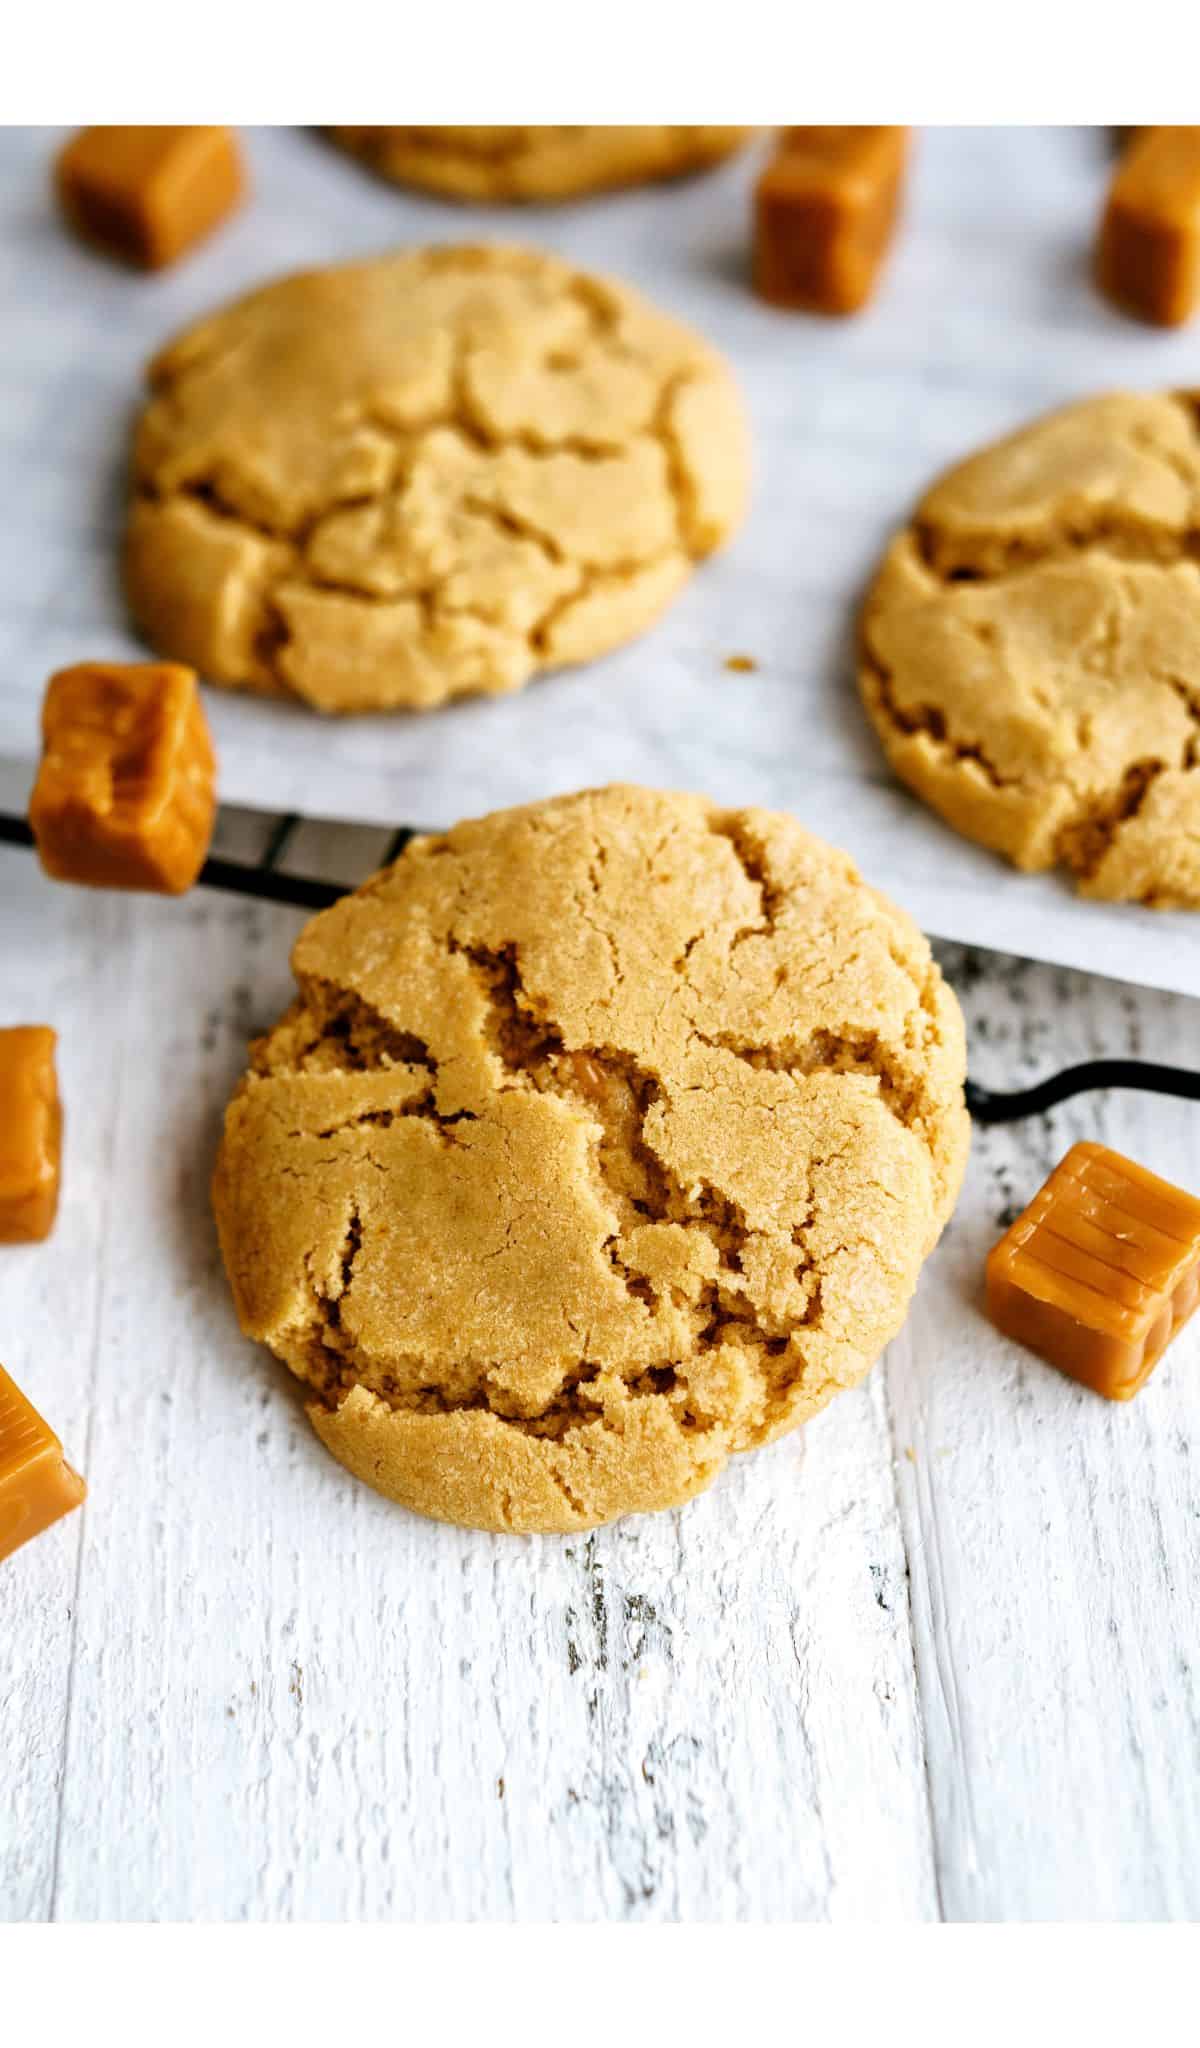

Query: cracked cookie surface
124;245;749;714
860;391;1200;905
326;126;752;203
212;785;969;1533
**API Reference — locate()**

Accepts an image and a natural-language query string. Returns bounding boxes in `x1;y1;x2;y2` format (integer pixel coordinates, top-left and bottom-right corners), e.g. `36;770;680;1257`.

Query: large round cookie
860;392;1200;906
326;126;751;203
213;786;969;1533
124;246;749;714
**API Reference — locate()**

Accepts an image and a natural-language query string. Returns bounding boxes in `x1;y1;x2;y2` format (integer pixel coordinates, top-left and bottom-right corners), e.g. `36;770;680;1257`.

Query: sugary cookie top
126;245;750;712
861;392;1200;904
213;786;968;1532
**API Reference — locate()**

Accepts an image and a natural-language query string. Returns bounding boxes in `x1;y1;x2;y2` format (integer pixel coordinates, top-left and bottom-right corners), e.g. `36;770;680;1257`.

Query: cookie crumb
724;653;758;673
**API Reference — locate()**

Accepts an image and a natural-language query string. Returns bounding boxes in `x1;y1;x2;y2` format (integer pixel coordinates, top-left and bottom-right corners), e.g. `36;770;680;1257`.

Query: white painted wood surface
2;809;1199;1923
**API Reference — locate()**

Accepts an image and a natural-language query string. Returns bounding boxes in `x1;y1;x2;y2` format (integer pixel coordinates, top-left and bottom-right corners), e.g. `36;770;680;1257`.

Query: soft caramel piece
29;661;216;894
1097;126;1200;325
754;127;910;314
0;1027;62;1244
0;1362;86;1564
986;1141;1200;1400
55;126;245;270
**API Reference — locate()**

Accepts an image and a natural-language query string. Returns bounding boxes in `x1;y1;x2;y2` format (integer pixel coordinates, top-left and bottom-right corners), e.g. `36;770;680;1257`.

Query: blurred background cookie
326;124;752;203
860;391;1200;906
124;244;750;714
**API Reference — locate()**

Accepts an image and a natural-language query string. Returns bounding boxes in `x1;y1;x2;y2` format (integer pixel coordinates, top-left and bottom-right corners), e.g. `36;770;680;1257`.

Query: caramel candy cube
1097;126;1200;325
0;1027;62;1244
986;1142;1200;1400
55;126;245;270
754;127;910;314
0;1362;86;1564
30;662;217;894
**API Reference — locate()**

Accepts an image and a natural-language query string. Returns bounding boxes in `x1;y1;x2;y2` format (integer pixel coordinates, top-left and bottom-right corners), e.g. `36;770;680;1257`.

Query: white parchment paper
3;123;1200;994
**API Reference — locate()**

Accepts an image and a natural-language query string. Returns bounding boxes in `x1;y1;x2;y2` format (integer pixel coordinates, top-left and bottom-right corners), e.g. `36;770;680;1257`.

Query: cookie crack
253;1081;477;1169
338;1204;362;1301
307;1356;605;1434
445;938;785;1377
140;429;686;707
444;365;647;462
565;273;623;343
862;646;1034;793
576;836;623;989
690;1024;929;1130
163;473;398;551
363;326;667;465
648;369;706;555
309;1098;478;1143
294;1201;363;1398
1161;671;1200;767
1053;758;1172;885
134;480;501;705
912;507;1200;586
706;809;788;938
459;490;569;567
528;547;682;657
257;985;438;1076
310;1367;694;1448
446;938;683;1226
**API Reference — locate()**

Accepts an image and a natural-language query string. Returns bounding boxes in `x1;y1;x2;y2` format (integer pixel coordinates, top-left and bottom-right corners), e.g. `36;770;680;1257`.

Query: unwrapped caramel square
30;661;217;894
0;1362;86;1564
0;1027;61;1244
986;1141;1200;1400
55;126;245;270
754;126;910;314
1097;126;1200;325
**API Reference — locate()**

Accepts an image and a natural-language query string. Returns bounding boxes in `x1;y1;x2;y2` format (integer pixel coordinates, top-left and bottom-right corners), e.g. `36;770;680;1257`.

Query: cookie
212;786;969;1534
860;392;1200;905
326;126;751;203
124;246;750;714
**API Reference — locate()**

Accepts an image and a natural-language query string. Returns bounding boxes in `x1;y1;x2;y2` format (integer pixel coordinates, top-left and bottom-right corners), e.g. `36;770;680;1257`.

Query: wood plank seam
46;909;136;1923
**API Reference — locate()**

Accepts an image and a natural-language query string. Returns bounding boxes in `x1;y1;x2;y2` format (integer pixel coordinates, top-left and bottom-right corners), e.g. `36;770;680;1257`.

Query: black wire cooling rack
3;804;1199;1128
0;806;389;913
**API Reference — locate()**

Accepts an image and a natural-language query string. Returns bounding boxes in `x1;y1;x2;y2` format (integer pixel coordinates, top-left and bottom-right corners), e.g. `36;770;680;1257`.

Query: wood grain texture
889;952;1200;1923
1;815;1198;1922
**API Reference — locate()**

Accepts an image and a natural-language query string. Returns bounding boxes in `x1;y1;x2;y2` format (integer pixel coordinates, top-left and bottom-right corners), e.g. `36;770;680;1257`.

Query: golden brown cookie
860;392;1200;905
124;245;749;714
212;786;968;1534
326;126;751;203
